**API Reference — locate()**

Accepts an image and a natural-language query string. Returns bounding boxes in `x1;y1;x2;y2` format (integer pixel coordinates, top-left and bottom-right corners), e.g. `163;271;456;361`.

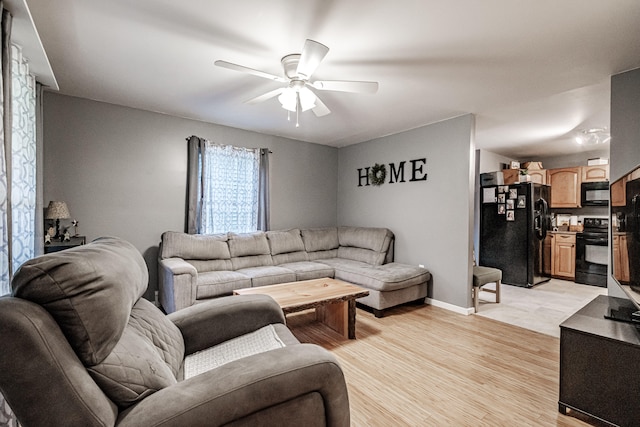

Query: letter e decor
357;158;427;187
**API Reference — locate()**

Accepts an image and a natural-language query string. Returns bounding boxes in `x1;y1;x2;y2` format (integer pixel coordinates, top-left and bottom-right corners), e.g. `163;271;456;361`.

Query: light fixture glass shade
278;88;297;112
278;86;316;112
45;201;71;219
574;128;610;145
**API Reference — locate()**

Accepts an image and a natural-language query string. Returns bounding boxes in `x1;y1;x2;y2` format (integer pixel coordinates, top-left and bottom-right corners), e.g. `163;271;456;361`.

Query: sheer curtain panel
10;44;36;274
0;3;11;296
186;136;270;234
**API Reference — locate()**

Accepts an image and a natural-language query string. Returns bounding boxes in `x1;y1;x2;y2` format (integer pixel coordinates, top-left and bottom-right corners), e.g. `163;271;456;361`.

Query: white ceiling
23;0;640;158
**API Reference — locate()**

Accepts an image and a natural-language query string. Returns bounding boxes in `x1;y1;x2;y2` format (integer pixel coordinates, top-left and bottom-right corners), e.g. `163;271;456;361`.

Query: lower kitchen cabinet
550;232;576;280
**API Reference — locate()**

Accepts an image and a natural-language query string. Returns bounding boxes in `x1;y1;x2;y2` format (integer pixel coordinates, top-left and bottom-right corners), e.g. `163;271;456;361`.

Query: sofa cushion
196;271;252;299
236;266;296;288
161;231;230;260
337;246;386;265
320;260;430;292
307;248;338;261
12;237;148;366
228;232;271;257
338;226;393;252
266;228;305;255
272;251;308;265
187;258;233;273
277;261;335;281
87;298;184;409
300;227;339;252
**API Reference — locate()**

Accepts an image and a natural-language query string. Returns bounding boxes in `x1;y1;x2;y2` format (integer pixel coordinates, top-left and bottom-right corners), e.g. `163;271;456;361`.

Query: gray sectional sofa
158;226;430;317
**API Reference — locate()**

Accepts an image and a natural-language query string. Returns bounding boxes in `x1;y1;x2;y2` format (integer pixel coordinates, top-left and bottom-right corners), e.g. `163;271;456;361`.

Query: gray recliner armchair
0;237;349;426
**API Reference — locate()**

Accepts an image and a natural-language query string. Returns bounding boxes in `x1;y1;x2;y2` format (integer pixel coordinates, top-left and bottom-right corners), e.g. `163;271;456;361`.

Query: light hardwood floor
287;304;596;427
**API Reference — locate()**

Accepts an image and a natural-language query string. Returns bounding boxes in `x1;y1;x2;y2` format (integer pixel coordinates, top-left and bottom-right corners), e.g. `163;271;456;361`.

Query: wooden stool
472;266;501;313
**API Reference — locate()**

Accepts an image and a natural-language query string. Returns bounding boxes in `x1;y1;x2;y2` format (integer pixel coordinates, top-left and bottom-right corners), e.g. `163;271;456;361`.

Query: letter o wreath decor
369;163;386;186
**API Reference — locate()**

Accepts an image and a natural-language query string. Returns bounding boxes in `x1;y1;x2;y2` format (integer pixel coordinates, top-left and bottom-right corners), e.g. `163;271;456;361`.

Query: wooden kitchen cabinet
548;167;581;208
527;169;547;185
581;164;609;182
612;234;630;283
551;232;576;279
611;175;627;207
543;235;552;276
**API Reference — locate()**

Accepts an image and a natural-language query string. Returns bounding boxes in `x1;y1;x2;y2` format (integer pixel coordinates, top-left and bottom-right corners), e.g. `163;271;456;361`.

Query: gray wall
609;67;640;297
337;115;475;309
43;93;338;299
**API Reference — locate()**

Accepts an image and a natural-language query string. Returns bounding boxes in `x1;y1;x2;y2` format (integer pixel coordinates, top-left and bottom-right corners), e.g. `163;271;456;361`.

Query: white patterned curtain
0;4;11;297
186;136;270;234
9;44;36;275
200;141;260;234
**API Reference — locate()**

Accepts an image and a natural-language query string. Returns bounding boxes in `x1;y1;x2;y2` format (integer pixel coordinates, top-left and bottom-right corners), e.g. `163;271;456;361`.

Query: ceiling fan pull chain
296;92;301;127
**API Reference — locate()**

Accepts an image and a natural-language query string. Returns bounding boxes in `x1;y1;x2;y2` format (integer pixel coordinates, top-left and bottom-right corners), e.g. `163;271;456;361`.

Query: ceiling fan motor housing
281;54;302;79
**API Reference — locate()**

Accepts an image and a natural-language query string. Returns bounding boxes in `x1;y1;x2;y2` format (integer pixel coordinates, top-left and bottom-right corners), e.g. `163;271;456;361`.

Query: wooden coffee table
234;278;369;339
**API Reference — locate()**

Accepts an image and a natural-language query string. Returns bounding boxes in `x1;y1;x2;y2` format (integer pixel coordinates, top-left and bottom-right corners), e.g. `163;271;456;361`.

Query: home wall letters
357;158;428;187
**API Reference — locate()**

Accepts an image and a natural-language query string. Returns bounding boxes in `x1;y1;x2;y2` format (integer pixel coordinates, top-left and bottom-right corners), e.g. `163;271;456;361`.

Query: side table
559;294;640;426
44;236;86;254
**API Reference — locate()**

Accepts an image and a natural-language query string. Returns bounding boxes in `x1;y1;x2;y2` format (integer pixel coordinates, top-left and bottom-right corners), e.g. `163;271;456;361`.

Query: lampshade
45;201;71;220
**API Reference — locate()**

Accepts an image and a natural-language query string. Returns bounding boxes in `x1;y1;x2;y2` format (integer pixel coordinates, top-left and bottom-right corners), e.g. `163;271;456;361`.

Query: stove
575;217;609;287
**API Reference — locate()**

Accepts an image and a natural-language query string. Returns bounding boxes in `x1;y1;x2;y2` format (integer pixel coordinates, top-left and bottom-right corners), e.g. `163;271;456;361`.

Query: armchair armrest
158;257;198;313
168;294;286;354
116;344;350;427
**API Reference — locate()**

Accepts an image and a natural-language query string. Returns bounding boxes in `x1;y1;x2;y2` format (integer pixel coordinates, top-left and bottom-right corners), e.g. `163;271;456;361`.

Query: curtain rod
185;136;272;153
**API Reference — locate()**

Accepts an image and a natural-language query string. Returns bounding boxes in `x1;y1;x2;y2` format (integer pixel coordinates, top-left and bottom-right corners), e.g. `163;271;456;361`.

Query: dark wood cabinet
44;236;86;253
559;295;640;426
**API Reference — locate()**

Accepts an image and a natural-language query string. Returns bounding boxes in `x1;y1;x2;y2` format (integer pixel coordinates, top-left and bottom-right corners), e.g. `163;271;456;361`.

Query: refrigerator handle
633;194;640;240
535;198;549;240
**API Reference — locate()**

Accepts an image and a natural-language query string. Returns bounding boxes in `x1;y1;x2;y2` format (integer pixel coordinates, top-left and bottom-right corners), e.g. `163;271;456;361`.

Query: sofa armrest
168;294;286;354
116;344;350;427
158;257;197;313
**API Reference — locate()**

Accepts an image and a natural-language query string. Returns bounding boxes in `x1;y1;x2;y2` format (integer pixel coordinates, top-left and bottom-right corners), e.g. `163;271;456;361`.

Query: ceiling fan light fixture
278;86;316;112
574;127;610;145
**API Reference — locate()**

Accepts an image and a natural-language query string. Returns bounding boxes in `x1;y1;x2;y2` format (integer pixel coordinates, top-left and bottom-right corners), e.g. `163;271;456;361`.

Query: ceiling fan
214;39;379;126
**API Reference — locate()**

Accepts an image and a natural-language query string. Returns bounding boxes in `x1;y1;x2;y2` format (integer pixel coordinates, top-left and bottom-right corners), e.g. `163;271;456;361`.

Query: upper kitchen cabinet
611;175;627;207
581;165;609;182
528;169;547;185
548;167;581;208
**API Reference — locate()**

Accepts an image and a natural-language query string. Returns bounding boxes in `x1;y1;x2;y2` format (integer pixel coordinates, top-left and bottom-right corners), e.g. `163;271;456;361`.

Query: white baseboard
426;297;474;316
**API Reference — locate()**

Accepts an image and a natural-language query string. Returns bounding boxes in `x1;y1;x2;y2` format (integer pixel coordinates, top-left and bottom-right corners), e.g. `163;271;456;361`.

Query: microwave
581;181;609;206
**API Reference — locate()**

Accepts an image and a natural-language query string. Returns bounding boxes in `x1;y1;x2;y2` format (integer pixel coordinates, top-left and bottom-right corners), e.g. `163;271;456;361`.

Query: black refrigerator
479;182;551;287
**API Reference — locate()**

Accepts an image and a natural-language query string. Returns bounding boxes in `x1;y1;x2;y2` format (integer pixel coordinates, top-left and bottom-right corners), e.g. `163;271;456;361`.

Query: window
187;137;269;235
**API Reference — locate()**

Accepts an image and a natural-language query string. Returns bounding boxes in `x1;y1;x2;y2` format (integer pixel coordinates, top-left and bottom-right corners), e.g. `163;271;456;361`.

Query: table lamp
45;201;71;240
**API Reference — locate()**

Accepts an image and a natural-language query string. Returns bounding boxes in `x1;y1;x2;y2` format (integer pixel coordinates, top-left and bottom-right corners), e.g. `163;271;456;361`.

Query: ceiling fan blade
312;80;379;94
312;95;331;117
214;60;286;82
246;88;285;104
296;39;329;79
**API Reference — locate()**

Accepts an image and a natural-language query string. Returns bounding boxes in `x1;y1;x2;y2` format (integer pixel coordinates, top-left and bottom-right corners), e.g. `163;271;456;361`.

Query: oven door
575;233;608;286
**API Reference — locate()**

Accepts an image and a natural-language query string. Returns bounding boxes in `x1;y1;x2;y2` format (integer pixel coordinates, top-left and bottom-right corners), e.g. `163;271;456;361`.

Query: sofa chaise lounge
158;226;431;317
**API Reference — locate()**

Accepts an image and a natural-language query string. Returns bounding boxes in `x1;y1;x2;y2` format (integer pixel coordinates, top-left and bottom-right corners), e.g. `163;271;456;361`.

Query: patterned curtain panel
0;5;11;296
200;141;260;234
10;44;36;274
